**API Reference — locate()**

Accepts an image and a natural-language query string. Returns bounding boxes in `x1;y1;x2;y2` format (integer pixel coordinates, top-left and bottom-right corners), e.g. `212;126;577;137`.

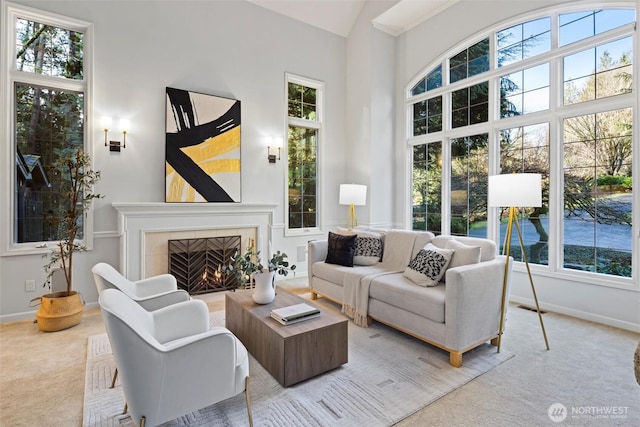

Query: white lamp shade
100;116;112;129
488;173;542;207
119;118;130;132
339;184;367;206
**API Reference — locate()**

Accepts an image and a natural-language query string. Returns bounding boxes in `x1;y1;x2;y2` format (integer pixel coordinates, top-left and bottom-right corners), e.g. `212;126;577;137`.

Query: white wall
392;0;640;332
346;0;396;229
0;0;348;320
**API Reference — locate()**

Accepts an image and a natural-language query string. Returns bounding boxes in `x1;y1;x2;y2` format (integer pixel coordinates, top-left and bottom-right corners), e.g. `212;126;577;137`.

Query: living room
1;0;639;425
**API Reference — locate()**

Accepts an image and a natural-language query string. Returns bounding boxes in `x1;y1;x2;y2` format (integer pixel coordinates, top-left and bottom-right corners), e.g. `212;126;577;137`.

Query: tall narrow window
286;75;323;232
450;133;489;237
7;7;91;247
412;142;442;234
499;123;550;264
563;109;632;277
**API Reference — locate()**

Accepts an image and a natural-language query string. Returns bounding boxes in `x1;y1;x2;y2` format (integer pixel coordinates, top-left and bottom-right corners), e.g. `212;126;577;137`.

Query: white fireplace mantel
113;202;277;280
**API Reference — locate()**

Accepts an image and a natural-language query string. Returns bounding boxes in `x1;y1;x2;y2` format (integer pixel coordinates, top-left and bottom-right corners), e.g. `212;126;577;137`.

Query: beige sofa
308;229;512;367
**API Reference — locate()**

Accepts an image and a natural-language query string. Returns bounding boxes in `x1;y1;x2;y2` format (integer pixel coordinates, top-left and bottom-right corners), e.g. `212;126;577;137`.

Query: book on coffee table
271;303;320;325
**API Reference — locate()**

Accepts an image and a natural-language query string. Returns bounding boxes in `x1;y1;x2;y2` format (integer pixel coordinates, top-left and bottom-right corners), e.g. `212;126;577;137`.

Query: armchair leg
140;416;146;427
245;376;253;427
123;403;127;415
110;368;118;388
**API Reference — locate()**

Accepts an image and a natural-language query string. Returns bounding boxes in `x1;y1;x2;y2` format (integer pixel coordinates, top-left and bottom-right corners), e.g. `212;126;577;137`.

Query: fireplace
169;236;241;294
112;202;276;282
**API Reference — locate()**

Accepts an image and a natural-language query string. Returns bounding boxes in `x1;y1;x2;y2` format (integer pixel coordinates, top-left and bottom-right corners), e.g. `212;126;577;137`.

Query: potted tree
36;149;102;332
224;247;296;304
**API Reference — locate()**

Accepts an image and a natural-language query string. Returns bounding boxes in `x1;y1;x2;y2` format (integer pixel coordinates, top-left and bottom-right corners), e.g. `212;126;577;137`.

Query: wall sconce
101;116;129;152
267;137;282;163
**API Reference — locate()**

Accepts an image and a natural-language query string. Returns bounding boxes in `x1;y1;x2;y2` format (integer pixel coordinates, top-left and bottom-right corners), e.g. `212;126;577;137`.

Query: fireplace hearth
168;236;241;294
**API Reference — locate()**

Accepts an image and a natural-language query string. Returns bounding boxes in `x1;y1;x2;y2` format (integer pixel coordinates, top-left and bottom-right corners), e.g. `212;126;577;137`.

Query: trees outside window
499;123;550;264
412;142;442;233
407;6;635;280
563;109;632;276
5;6;91;250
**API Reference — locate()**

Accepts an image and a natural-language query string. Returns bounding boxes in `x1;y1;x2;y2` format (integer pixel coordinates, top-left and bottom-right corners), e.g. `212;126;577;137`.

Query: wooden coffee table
225;286;348;387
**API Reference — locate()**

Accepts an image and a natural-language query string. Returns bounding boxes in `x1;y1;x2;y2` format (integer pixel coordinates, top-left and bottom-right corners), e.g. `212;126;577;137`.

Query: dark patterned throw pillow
403;243;454;287
353;232;383;266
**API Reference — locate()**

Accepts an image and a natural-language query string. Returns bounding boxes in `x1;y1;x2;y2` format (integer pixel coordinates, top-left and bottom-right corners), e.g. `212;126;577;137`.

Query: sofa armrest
444;255;512;351
307;240;328;277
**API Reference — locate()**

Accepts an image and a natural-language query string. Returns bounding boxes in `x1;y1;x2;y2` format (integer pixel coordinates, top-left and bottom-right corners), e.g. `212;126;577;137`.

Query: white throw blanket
342;230;418;327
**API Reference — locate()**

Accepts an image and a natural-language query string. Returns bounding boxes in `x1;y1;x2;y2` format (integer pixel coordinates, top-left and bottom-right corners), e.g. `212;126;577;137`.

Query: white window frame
284;72;324;237
405;3;638;289
1;2;94;256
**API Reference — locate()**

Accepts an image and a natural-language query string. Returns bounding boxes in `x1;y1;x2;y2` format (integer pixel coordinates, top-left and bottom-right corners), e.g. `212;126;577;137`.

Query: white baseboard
1;301;99;325
509;295;640;333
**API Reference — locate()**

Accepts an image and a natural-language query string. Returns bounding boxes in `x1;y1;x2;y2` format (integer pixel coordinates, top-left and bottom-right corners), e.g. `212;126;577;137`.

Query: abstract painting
165;87;241;202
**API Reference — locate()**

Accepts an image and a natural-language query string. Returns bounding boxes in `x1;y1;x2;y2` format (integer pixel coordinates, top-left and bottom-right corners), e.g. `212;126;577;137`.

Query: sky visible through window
508;10;634;110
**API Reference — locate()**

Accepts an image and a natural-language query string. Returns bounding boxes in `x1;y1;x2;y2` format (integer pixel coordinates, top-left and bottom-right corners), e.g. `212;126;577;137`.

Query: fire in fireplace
168;236;241;294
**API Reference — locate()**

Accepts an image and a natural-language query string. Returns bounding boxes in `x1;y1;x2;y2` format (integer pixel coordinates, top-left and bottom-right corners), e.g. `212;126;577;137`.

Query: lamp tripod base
497;207;549;353
346;203;357;229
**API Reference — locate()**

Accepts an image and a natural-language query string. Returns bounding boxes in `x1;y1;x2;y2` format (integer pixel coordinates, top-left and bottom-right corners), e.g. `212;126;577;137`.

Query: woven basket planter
35;291;84;332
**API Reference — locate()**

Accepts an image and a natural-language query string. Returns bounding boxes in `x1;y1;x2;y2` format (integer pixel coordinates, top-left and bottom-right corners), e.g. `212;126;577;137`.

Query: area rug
83;311;513;427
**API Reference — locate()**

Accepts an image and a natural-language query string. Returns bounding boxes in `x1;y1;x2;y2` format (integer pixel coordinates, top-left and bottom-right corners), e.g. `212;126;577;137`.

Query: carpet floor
83;311;513;427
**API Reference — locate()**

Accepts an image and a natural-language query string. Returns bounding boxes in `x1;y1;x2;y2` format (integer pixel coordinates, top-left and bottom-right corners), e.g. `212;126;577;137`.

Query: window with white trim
3;4;92;252
408;5;635;280
286;74;323;232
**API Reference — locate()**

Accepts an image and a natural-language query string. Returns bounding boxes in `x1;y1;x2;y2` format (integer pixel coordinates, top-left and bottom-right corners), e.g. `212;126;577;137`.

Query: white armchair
92;262;192;389
99;288;253;427
92;262;190;311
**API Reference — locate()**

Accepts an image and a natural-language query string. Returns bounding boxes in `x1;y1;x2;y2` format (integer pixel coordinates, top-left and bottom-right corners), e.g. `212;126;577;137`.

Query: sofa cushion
403;243;453;287
312;261;356;285
431;235;453;249
433;235;496;262
445;239;481;269
411;231;436;259
454;236;497;261
369;273;446;324
325;232;357;267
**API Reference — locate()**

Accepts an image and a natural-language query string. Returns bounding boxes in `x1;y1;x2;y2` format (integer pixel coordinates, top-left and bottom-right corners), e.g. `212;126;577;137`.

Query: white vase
252;271;276;304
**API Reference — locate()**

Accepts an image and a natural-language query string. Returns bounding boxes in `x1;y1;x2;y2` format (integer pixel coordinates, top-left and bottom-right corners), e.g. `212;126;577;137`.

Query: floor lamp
339;184;367;228
488;173;550;353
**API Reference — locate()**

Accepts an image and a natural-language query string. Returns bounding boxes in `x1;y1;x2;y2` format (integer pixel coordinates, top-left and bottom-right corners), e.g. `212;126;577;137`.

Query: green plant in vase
223;247;296;303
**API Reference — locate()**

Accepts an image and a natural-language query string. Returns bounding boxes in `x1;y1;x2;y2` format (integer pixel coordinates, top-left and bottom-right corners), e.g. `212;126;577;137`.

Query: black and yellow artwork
165;87;241;202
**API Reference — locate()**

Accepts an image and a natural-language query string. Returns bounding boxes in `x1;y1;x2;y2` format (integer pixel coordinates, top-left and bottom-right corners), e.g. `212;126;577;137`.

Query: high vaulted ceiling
246;0;460;37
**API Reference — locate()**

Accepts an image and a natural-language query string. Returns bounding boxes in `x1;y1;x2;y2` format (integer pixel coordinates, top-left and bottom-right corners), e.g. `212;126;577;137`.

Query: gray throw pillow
445;239;482;269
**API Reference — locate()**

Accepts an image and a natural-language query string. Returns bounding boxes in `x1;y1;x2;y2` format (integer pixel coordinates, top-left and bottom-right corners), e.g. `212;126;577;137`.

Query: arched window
407;6;635;281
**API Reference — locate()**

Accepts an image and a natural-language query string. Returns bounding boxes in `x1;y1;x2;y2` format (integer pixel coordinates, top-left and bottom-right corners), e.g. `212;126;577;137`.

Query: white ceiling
246;0;460;38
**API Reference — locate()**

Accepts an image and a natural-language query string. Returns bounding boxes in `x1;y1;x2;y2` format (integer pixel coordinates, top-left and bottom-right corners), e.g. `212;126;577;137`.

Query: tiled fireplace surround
112;203;277;281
